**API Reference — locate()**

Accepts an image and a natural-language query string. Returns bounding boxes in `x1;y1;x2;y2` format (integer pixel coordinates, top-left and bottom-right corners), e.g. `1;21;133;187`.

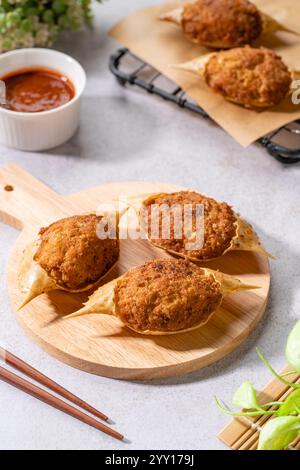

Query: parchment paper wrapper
110;0;300;147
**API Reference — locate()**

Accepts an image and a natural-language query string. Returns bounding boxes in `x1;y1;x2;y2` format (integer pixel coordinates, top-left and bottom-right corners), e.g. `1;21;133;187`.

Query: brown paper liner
160;6;300;39
109;1;300;146
261;12;300;37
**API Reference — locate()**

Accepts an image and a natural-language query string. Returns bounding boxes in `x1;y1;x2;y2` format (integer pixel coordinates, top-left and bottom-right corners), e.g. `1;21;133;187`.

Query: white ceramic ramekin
0;48;86;151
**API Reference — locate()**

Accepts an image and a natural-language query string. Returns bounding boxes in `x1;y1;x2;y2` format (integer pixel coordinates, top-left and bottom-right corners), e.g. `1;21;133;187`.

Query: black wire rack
109;48;300;164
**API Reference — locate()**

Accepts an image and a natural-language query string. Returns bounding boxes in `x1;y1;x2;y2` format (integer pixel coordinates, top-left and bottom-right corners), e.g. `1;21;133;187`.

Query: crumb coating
114;259;223;333
142;191;237;260
34;214;119;290
182;0;262;48
204;47;292;108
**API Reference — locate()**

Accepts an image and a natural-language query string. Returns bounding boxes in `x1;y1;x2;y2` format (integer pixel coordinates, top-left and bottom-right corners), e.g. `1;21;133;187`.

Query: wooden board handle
0;164;65;230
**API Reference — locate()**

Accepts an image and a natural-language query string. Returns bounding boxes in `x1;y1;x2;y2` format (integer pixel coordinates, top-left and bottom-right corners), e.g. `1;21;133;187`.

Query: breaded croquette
34;214;119;290
182;0;262;48
141;191;237;261
204;47;292;108
67;258;256;335
114;258;223;333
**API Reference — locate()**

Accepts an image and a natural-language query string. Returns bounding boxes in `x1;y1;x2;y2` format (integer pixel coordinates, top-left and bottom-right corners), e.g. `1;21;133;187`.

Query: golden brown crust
141;191;237;260
204;47;292;108
114;259;222;333
182;0;262;48
34;214;119;290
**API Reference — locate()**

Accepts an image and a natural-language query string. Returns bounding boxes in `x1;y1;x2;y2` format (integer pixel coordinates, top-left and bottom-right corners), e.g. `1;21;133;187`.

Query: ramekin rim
0;48;86;117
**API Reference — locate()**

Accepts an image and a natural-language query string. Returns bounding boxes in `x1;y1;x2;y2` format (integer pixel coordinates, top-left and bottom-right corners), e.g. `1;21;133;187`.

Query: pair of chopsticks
0;346;124;441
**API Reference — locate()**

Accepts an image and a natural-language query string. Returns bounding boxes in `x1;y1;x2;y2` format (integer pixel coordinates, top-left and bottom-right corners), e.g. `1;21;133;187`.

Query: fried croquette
204;47;292;108
114;259;223;333
34;214;119;290
67;259;257;334
141;191;237;261
181;0;262;48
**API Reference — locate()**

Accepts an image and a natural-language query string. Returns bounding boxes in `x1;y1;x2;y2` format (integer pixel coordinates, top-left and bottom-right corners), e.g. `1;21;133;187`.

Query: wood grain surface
0;165;270;380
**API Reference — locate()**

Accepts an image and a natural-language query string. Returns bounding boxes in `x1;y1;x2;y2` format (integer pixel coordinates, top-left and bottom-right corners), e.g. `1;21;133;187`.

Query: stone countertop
0;0;299;450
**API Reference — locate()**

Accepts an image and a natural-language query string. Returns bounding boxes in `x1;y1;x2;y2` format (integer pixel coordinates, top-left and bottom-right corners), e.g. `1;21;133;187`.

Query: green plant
216;320;300;450
0;0;101;52
258;416;300;450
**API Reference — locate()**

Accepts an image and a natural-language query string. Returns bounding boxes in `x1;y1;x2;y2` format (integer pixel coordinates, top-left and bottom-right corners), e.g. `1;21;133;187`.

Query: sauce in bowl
1;68;75;113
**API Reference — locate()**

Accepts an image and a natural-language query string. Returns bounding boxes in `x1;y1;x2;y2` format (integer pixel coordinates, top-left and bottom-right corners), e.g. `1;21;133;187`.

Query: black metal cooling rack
109;48;300;164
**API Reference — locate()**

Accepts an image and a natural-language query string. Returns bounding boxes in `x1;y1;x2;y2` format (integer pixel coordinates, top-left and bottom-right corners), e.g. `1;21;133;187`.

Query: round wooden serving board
0;165;270;380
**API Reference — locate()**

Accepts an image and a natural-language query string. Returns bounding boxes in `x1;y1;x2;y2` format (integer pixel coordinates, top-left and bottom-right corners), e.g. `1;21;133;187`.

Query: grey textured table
0;0;300;450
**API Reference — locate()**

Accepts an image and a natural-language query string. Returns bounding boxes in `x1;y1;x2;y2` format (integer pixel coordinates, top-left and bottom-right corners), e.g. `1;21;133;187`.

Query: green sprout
277;390;300;417
215;381;283;418
215;320;300;450
257;348;300;390
0;1;102;52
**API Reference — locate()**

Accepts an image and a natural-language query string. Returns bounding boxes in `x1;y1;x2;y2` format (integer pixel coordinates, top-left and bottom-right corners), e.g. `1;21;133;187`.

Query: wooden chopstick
0;346;108;422
0;365;124;441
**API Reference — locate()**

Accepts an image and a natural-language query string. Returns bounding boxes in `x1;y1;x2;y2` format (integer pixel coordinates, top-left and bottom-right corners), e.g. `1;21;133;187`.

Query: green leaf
232;381;260;410
286;320;300;373
20;18;32;33
42;10;54;25
52;0;66;15
258;416;300;450
277;389;300;417
24;8;40;18
57;14;70;29
5;11;19;28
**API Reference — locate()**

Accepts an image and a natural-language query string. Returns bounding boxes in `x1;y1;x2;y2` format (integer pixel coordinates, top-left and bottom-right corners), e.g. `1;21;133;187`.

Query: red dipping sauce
1;68;75;113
